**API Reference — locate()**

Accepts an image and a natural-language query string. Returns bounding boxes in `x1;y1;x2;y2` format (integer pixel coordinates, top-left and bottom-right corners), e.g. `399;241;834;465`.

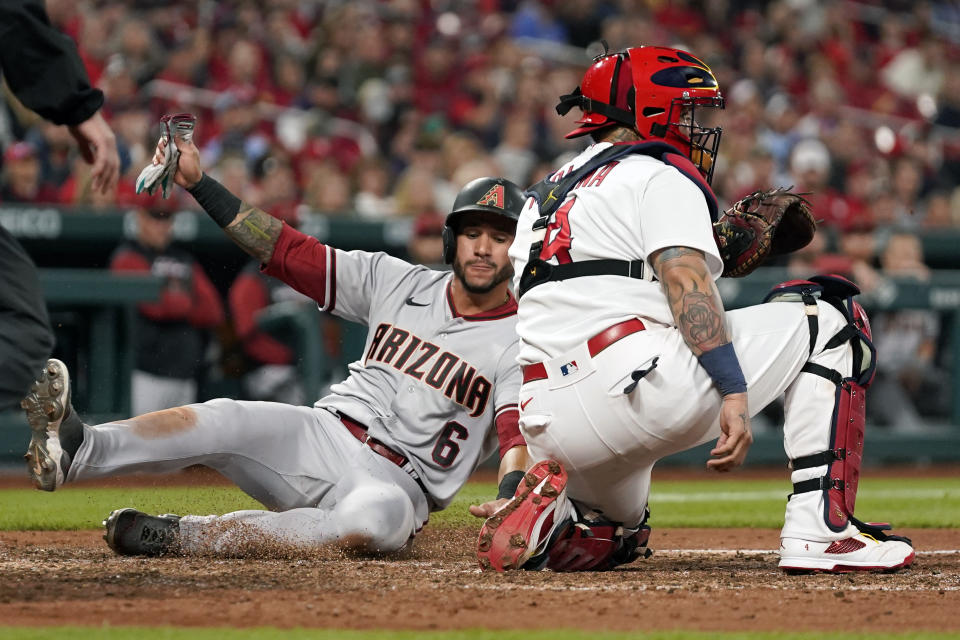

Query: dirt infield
1;526;957;633
2;467;957;632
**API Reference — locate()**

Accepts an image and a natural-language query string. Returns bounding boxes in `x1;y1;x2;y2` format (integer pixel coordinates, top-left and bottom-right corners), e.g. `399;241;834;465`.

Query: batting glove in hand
135;114;196;199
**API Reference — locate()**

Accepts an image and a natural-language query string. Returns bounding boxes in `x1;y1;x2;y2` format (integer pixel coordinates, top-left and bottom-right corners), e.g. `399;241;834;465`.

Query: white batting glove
159;164;176;199
167;113;196;144
160;114;196;198
135;114;196;198
135;121;171;196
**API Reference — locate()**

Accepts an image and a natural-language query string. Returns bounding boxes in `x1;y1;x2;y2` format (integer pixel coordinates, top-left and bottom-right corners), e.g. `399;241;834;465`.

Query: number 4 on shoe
779;523;915;574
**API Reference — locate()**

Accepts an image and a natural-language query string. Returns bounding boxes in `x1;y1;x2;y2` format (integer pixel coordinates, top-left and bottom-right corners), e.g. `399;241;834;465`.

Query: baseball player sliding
21;124;533;556
477;45;915;574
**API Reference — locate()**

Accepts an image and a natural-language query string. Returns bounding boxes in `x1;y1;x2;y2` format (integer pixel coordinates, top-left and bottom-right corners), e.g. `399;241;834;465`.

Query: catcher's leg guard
790;373;866;534
770;275;914;572
527;506;652;572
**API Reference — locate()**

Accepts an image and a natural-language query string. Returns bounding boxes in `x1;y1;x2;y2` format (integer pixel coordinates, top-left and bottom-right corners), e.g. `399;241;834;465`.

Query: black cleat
104;508;182;556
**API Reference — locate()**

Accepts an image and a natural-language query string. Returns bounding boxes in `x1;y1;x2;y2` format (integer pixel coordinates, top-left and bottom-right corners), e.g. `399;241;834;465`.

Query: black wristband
698;342;748;396
497;470;526;499
187;173;242;228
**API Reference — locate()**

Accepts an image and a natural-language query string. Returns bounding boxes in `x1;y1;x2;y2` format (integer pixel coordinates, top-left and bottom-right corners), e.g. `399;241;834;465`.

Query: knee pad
764;274;876;385
334;484;415;553
766;274;878;533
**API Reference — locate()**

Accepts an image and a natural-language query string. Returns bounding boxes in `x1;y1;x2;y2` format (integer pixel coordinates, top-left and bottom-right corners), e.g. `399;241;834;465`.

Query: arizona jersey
264;225;522;508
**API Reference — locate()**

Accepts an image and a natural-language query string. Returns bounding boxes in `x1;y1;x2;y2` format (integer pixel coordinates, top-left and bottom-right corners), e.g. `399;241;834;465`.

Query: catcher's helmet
557;45;725;184
442;177;524;264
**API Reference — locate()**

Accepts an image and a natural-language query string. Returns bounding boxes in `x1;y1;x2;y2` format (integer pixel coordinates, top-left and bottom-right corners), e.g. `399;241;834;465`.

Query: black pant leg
0;227;53;410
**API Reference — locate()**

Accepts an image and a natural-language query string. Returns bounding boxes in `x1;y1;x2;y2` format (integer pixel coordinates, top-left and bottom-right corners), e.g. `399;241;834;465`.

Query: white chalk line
455;582;960;593
654;548;959;556
652;488;960;502
323;549;960;569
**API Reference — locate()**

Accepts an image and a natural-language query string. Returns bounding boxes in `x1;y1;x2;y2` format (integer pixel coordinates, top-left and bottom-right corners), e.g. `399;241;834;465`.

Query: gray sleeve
331;249;427;325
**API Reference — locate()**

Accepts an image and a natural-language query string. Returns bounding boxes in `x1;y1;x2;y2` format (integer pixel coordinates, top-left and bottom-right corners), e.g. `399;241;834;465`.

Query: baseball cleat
104;508;182;556
530;509;654;572
778;533;915;574
477;459;570;572
21;358;73;491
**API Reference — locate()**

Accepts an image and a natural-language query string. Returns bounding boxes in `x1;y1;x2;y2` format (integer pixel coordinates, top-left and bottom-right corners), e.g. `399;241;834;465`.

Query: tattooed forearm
652;246;728;355
225;202;284;263
678;290;724;350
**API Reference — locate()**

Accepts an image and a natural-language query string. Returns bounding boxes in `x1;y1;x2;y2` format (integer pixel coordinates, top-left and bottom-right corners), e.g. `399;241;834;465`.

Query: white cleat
21;358;72;491
778;533;915;574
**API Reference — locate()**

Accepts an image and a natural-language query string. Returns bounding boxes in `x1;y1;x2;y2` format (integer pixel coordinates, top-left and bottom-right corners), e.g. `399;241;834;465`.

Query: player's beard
453;258;514;294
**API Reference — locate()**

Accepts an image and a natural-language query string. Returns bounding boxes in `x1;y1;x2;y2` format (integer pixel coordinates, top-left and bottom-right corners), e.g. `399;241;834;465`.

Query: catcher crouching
476;44;914;574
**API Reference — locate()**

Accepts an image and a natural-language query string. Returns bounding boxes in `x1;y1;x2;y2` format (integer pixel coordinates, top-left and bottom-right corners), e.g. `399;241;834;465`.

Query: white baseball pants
518;299;858;542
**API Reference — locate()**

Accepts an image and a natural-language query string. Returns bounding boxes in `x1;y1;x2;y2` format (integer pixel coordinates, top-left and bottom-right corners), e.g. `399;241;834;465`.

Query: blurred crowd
1;1;958;229
2;0;959;421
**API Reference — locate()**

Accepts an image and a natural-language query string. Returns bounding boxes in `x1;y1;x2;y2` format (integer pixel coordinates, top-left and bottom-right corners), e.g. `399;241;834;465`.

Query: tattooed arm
650;246;752;471
163;133;283;263
650;246;727;356
166;130;335;304
224;204;283;264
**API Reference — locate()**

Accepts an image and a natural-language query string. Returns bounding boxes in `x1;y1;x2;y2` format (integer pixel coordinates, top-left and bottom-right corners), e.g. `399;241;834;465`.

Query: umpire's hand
69;111;119;195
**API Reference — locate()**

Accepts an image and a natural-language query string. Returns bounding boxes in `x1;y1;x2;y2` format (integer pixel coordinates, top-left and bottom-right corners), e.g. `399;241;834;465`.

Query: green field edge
1;628;958;640
2;477;958;530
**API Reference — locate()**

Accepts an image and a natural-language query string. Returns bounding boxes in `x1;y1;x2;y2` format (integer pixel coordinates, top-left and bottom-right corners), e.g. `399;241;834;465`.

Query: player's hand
708;392;752;472
469;498;510;518
166;133;203;189
68;111;119;195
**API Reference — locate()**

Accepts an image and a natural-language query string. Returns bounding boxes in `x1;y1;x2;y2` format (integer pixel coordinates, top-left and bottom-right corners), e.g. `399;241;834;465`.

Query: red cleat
476;459;569;572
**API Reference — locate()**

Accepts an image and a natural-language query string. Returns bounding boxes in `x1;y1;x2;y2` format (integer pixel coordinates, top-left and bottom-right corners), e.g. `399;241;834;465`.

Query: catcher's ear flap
442;225;456;264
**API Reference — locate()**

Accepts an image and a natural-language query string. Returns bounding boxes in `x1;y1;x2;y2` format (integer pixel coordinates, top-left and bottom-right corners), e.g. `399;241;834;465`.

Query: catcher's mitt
713;187;816;278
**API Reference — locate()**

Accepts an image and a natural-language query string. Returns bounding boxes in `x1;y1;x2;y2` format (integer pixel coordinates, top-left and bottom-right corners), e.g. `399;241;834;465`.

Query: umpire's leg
0;229;53;410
